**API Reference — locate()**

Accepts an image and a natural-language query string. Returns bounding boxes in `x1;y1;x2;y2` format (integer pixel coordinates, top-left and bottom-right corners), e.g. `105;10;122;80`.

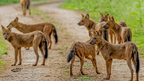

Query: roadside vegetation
61;0;144;55
0;0;40;5
0;32;8;71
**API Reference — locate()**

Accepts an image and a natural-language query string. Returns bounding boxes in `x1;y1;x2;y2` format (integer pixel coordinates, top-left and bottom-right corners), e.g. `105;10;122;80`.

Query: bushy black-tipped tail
53;26;58;43
43;37;48;59
133;46;140;73
67;47;75;63
26;0;30;10
127;30;131;41
103;29;108;41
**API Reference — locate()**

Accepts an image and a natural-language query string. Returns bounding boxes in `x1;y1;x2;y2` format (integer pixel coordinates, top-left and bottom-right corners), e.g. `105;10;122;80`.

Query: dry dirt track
0;0;144;81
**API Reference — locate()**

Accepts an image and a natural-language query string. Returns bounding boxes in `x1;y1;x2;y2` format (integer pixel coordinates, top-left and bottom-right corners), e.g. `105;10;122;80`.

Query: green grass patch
64;68;69;71
0;0;19;5
76;76;90;80
84;64;93;67
0;31;8;56
0;0;40;5
0;31;8;71
61;0;144;55
0;60;6;71
31;8;46;16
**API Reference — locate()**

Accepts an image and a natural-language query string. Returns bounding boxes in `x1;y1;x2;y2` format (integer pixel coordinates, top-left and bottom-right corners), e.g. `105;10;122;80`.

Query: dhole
90;30;139;81
2;25;48;66
78;13;109;42
20;0;31;16
67;42;100;76
7;17;58;49
100;13;127;44
78;14;98;42
102;16;132;44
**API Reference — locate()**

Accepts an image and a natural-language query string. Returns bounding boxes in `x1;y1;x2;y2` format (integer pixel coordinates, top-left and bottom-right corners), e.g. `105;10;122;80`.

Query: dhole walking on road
2;25;48;66
90;30;139;81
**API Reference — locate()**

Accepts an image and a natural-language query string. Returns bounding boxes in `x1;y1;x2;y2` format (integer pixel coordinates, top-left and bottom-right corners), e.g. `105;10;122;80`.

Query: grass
84;64;93;67
0;0;40;5
61;0;144;55
31;8;46;16
0;0;19;5
0;31;8;71
76;76;90;80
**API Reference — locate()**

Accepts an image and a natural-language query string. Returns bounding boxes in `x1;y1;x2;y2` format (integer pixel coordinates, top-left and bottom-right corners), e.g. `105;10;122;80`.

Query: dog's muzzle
4;36;7;40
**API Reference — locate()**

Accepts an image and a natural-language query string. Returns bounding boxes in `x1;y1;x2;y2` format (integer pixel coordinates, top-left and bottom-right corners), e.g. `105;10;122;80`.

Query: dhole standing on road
90;30;139;81
100;13;127;44
102;16;132;44
2;25;48;66
7;17;58;49
20;0;31;16
67;42;100;76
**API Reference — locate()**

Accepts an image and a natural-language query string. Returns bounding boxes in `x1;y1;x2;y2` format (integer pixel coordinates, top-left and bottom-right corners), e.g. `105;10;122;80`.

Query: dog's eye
7;33;9;35
82;20;84;22
94;38;96;39
3;33;5;35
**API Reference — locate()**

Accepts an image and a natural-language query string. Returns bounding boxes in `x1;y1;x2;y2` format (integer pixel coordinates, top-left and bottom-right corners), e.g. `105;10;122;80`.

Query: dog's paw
11;64;16;66
32;64;37;66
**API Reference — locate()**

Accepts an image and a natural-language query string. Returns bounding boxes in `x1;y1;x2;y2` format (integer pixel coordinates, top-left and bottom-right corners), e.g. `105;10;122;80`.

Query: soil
0;0;144;81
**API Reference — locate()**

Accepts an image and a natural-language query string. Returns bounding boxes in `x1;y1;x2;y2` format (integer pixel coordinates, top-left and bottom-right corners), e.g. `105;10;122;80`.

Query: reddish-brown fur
7;17;58;49
20;0;31;16
2;25;48;66
90;30;139;81
100;13;127;44
102;16;132;44
67;42;100;76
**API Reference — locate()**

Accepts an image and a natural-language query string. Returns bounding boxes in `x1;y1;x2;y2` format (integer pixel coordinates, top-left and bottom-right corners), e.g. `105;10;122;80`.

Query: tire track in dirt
0;1;144;81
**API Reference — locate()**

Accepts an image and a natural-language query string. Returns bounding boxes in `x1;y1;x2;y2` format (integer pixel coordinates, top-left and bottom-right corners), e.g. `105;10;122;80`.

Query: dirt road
0;0;144;81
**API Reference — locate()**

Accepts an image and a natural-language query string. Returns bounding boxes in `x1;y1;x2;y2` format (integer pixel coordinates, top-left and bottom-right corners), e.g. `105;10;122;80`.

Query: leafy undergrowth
61;0;144;55
0;31;8;71
0;0;40;5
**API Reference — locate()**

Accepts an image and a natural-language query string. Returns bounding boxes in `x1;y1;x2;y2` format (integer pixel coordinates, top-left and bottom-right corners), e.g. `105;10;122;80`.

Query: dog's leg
132;58;139;81
70;56;75;76
18;48;22;65
11;48;18;66
48;36;52;49
104;59;112;80
110;33;113;43
33;46;39;66
114;35;116;44
39;46;45;65
80;57;86;75
126;59;133;81
23;6;26;16
92;58;100;74
85;56;100;74
29;5;31;15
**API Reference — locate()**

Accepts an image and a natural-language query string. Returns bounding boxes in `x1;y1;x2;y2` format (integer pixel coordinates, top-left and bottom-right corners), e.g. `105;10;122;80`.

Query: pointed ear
14;17;18;22
7;25;12;31
86;14;89;19
98;30;102;36
111;16;115;22
108;17;111;21
81;13;84;17
105;13;109;18
1;25;6;31
100;13;104;18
